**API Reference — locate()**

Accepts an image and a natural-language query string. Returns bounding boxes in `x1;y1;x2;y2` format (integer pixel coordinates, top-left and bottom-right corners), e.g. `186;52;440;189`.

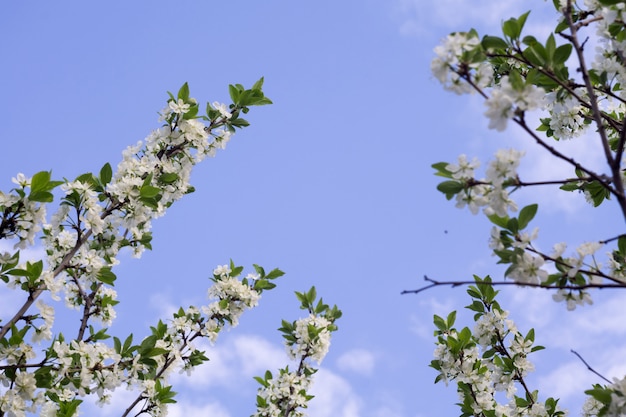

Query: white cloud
168;401;232;417
536;360;596;404
309;369;362;417
172;334;287;390
82;386;138;416
148;292;181;319
392;0;556;38
501;289;626;413
511;111;606;215
170;335;369;417
506;289;626;349
336;349;376;376
410;295;457;340
83;387;232;417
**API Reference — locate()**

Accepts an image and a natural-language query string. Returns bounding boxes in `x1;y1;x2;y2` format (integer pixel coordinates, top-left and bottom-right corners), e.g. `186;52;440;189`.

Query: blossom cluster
253;287;342;417
443;149;524;217
431;31;493;95
0;80;306;417
0;261;279;417
430;1;626;416
431;278;563;417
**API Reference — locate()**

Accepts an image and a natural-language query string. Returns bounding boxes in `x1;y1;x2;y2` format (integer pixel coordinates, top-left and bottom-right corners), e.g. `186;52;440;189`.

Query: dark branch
571;349;612;384
401;275;626;295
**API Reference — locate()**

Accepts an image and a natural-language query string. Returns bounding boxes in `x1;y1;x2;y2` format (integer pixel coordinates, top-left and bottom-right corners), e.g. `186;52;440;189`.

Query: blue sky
2;1;625;416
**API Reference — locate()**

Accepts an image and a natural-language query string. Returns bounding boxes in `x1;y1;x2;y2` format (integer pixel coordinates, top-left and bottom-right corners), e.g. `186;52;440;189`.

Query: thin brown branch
77;283;103;341
615;116;626;175
0;201;122;340
562;4;626;221
571;349;612;384
468;177;597;188
452;65;616;199
401;275;626;295
563;6;612;161
600;233;626;245
513;116;615;195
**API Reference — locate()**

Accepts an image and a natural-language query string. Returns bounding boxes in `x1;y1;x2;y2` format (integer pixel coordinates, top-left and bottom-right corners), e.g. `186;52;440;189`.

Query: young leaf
177;82;190;101
518;204;538;230
99;162;113;186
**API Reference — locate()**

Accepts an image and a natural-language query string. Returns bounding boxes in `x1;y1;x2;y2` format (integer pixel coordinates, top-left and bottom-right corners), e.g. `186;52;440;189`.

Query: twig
571;349;612;384
600;234;626;245
401;275;626;295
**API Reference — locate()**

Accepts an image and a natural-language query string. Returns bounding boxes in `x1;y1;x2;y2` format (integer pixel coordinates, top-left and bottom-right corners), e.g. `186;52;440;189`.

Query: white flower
552;242;567;258
484;76;545;131
484;85;515;131
447;154;480;180
168;98;191;114
11;173;30;187
509;252;548;284
577;241;603;257
212;102;232;119
213;264;231;277
431;32;483;95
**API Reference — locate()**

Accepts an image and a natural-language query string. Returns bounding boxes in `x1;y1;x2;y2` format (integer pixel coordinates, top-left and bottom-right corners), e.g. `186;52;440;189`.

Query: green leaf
502;11;530;41
502;18;520;39
584;180;611;206
506;217;519;233
28;191;54;203
618;236;626;255
252;77;265;90
431;162;453;178
158;172;179;185
560;182;579;192
522;35;539;46
182;104;199;120
584;388;612;404
482;35;508;50
140;185;160;199
229;118;250;128
265;268;285;280
545;33;556;57
30;171;51;193
57;399;83;417
436;180;463;199
517;10;531;34
228;84;240;104
99;163;113;186
75;172;98;188
177;82;190;101
433;314;447;332
518;204;538;230
97;268;117;285
487;213;509;228
553;44;573;65
446;311;457;328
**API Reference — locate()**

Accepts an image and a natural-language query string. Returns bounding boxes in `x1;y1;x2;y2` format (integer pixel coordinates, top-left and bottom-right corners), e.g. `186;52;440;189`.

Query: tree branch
401;275;626;295
571;349;612;384
562;3;626;221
